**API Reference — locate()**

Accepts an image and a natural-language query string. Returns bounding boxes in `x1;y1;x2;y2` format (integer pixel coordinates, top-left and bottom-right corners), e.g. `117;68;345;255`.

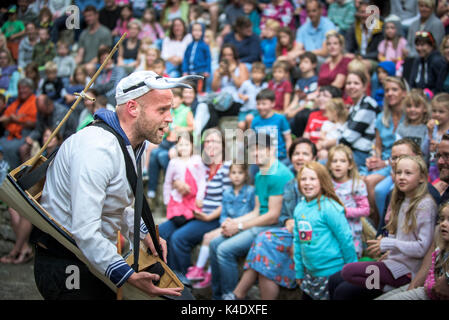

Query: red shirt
304;110;327;144
268;79;292;112
318;56;352;87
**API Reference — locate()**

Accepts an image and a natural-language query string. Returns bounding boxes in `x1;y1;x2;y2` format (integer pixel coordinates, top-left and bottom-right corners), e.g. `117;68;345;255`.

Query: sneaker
193;271;211;289
222;292;236;300
185;266;205;281
146;190;156;199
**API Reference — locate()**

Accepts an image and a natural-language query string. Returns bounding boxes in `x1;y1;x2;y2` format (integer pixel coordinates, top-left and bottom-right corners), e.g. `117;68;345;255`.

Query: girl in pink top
163;133;207;226
112;5;135;38
377;20;407;64
139;8;165;44
327;145;370;258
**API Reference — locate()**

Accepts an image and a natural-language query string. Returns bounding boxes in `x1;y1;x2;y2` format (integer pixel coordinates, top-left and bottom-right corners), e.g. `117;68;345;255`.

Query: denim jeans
353;150;370;176
159;218;220;274
148;147;170;193
209;226;269;300
165;61;181;78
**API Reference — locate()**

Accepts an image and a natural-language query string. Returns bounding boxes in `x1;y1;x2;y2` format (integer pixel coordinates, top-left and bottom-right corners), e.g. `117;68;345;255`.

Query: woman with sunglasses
407;30;446;94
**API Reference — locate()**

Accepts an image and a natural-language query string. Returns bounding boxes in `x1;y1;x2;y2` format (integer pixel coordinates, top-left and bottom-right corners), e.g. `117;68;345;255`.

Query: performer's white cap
115;71;203;105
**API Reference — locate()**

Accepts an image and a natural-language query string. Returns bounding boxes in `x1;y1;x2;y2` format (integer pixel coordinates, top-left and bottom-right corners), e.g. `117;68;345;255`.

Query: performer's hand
127;271;183;297
144;234;168;263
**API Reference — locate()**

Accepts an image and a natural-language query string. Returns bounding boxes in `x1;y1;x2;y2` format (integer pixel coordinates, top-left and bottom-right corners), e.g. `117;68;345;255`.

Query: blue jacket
182;39;211;74
220;184;255;224
293;196;357;279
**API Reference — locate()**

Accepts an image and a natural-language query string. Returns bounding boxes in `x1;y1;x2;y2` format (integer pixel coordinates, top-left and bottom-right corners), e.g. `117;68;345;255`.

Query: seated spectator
316;98;349;160
147;88;194;200
230;138;316;300
0;78;37;169
32;26;55;70
242;0;261;36
260;0;296;32
37;6;53;29
276;26;303;70
160;0;190;30
1;5;25;61
260;19;280;71
182;22;211;93
139;8;165;48
17;0;37;26
18;21;39;71
210;132;294;300
378;16;408;68
161;18;193;78
408;30;447;94
159;128;232;276
339;70;380;175
185;162;253;289
211;44;249;106
137;47;160;72
406;0;445;58
93;46;127;105
75;6;113;66
268;60;292;113
196;0;220;36
153;57;168;77
327;0;356;37
24;62;40;95
217;0;245;44
0;49;20;103
61;65;89;110
371;61;397;108
345;0;384;70
222;16;262;69
318;30;352;90
364;77;407;226
99;0;122;31
295;0;337;59
112;5;135;40
389;0;419;31
117;19;142;70
53;40;76;88
436;35;449;93
19;94;77;163
285;52;318;132
41;61;63;101
237;62;268;131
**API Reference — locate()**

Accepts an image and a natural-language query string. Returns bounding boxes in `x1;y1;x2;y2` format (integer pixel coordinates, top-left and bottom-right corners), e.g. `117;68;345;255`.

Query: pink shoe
185;266;205;281
193;272;211;289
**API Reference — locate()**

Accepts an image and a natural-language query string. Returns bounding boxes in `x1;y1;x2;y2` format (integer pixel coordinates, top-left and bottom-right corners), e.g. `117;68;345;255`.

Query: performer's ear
126;99;140;118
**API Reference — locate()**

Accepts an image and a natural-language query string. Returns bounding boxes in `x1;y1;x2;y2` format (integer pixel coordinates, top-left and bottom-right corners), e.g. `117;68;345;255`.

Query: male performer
33;71;196;299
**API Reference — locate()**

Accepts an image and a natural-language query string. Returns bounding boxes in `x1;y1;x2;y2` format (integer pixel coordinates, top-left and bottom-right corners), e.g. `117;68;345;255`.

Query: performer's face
135;89;173;144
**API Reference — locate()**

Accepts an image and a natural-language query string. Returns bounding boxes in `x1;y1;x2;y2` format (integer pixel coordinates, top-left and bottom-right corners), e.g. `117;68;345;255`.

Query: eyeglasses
435;153;449;161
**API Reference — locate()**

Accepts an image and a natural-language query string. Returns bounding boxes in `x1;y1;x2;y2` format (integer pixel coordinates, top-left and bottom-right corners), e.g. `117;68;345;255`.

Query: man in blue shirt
295;0;337;59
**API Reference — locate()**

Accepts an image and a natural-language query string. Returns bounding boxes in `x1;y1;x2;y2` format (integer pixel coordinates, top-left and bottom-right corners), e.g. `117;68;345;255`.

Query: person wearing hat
407;30;446;94
32;71;201;299
1;5;25;61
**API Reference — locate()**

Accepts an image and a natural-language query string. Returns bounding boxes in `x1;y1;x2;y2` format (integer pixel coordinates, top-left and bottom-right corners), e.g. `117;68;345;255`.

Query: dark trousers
34;245;115;300
327;270;383;300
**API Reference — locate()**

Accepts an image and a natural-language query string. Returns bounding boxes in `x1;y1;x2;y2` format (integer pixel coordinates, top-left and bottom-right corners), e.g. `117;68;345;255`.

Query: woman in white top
160;18;192;78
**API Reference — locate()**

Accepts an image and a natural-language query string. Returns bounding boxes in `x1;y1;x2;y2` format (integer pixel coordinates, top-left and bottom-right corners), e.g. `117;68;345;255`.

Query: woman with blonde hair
364;76;407;226
318;30;352;90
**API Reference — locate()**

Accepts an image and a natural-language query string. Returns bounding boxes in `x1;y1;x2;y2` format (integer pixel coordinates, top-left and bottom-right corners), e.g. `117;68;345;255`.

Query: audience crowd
0;0;449;300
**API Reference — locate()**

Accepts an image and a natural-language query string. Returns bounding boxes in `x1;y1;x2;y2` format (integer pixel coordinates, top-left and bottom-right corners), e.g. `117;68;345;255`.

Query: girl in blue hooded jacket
294;161;357;300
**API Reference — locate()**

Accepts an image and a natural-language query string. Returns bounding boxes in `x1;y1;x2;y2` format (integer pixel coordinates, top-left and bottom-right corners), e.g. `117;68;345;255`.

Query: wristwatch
238;222;243;232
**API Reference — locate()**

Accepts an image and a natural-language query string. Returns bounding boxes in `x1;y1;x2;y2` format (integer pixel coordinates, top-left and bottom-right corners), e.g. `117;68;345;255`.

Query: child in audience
285;52;319;127
185;163;255;289
316;98;348;160
276;26;302;69
147;88;194;199
182;22;211;93
378;203;449;300
204;28;220;92
372;61;396;108
242;0;261;36
327;145;370;258
62;65;88;108
260;19;280;71
294;161;357;300
53;40;76;88
268;60;292;113
153;57;168;77
396;89;431;161
163;133;207;228
41;61;63;101
138;47;161;71
112;5;134;38
139;8;165;47
237;62;268;130
32;27;55;70
428;93;449;182
377;19;407;67
340;155;437;293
